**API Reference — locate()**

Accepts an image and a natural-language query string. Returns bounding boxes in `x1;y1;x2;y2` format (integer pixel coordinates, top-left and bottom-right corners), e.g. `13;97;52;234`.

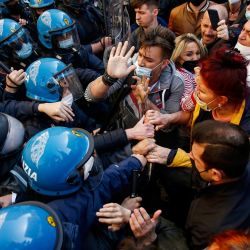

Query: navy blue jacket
0;84;39;119
48;156;142;250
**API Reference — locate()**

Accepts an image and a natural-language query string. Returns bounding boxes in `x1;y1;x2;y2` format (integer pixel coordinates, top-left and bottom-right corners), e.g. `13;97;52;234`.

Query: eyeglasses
199;169;209;174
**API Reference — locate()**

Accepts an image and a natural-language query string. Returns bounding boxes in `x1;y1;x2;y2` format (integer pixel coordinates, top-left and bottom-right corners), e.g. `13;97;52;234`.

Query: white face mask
228;0;240;4
83;156;94;180
59;36;74;48
134;60;163;79
194;91;218;111
245;11;250;20
234;42;250;57
16;42;33;59
61;93;73;107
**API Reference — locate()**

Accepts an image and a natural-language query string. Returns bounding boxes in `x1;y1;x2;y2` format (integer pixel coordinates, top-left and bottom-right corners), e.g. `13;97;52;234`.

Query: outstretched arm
85;41;136;100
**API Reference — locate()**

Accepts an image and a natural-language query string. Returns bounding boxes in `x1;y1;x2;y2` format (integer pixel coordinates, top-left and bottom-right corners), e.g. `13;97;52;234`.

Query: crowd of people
0;0;250;249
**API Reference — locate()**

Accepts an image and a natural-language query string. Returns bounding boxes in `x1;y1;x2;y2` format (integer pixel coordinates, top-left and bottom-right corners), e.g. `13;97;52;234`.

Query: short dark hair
130;0;159;9
140;26;175;59
192;120;249;178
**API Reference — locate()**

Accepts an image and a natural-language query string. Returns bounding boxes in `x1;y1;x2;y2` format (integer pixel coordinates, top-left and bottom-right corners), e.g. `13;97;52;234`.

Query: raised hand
131;76;150;104
217;20;229;41
5;69;26;93
107;41;136;78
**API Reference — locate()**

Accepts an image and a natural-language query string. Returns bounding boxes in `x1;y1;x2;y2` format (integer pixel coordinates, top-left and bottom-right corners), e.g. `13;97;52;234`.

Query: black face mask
191;164;208;189
189;0;205;7
182;60;199;73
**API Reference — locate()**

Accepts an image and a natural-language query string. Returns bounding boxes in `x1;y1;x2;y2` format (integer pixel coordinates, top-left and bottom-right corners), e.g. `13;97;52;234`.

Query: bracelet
6;75;20;88
102;71;118;86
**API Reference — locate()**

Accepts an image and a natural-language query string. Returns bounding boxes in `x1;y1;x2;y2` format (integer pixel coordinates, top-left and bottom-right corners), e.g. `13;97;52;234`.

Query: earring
218;103;222;108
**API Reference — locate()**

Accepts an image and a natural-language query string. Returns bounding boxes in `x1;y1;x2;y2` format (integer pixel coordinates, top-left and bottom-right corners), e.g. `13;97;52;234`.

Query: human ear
152;8;158;16
211;168;224;182
218;96;228;107
162;59;169;69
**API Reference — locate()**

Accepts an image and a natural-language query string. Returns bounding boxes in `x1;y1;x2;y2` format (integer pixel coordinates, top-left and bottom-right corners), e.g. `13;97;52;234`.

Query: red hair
209;230;250;249
200;47;248;105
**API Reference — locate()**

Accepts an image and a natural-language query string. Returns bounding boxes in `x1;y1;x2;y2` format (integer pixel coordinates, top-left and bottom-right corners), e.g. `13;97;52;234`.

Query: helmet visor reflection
53;64;84;101
0;27;33;58
50;23;80;52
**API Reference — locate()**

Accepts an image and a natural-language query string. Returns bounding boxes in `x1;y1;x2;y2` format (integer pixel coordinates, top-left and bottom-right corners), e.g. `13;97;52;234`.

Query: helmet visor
0;27;33;59
50;24;80;53
53;64;84;101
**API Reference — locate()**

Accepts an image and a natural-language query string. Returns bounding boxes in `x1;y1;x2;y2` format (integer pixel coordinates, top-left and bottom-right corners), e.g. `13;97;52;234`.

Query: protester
171;33;207;111
168;0;216;36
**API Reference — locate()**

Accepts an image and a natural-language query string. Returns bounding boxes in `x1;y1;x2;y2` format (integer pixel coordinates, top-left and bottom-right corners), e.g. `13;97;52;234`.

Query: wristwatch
102;71;118;86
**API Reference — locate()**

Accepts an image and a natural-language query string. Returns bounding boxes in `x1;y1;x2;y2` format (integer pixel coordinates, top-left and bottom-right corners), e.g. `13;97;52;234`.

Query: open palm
107;41;136;78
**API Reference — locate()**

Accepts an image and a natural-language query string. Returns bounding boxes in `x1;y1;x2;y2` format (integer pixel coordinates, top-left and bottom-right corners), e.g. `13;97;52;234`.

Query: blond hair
171;33;207;65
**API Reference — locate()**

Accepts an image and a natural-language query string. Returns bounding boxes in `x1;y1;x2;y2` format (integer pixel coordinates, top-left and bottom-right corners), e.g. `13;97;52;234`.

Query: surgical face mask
235;42;250;57
245;11;250;20
228;0;240;4
61;93;73;107
58;37;74;49
83;156;94;180
16;42;33;59
194;91;217;111
134;60;163;79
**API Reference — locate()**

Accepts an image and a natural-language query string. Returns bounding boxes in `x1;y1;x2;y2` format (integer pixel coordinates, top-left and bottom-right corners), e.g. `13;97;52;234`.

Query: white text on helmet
23;162;37;182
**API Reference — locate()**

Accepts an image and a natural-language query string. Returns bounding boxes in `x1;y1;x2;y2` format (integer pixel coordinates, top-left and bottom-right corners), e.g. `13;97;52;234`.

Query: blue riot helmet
0;201;63;250
29;0;55;21
0;18;33;60
22;126;95;196
29;0;55;9
25;57;84;102
0;112;25;158
37;9;81;54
